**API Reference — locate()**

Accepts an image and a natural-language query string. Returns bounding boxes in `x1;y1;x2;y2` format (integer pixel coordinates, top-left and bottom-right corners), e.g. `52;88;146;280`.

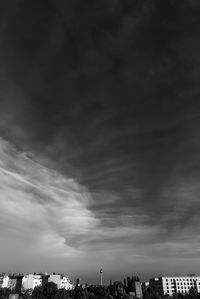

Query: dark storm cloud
0;0;200;278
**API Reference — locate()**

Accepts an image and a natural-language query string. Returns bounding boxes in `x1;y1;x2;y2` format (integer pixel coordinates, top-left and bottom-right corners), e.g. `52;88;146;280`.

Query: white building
22;274;42;291
48;274;73;290
149;276;200;296
60;276;74;290
0;275;9;288
48;274;61;288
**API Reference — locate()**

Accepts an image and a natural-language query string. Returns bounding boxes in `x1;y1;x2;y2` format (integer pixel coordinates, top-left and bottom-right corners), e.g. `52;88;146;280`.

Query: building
41;274;49;286
22;274;43;291
125;276;143;299
48;274;73;290
48;274;61;288
8;295;19;299
76;278;81;287
0;274;9;288
149;276;200;296
8;275;23;293
60;276;74;290
141;282;149;294
134;281;143;299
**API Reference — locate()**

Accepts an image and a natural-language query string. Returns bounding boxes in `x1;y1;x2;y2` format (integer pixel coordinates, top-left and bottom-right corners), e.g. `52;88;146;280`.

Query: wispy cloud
0;137;98;272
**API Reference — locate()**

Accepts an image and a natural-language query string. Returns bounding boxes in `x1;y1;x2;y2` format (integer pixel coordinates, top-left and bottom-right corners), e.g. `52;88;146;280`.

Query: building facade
22;274;43;291
60;276;74;290
141;282;149;294
48;274;61;288
8;275;23;293
0;274;9;288
149;276;200;296
48;274;73;290
125;276;143;299
134;281;143;299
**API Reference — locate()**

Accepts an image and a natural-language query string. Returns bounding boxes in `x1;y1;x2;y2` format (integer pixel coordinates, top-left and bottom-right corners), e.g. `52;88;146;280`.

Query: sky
0;0;200;284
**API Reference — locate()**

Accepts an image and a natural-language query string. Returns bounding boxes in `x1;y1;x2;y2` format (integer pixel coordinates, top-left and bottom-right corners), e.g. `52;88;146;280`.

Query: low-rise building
0;274;9;288
134;281;143;299
149;276;200;296
141;282;149;294
22;274;43;291
48;274;73;290
48;274;61;288
125;276;143;299
8;275;23;293
60;276;74;290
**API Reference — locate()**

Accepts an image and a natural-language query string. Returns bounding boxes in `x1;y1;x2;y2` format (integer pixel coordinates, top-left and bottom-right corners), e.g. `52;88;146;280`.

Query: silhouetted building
125;276;142;299
8;275;23;293
141;282;149;294
76;278;81;286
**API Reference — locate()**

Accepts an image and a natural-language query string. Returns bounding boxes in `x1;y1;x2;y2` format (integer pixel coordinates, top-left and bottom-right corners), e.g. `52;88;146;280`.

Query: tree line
1;281;200;299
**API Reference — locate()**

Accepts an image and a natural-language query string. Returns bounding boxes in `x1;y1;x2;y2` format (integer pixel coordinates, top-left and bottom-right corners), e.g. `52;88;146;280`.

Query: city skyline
0;0;200;285
1;271;200;288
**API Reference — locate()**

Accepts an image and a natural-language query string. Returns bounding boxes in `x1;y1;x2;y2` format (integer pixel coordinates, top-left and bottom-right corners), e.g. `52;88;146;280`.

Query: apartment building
8;275;23;293
149;276;200;296
22;274;43;290
60;276;74;290
0;274;9;288
125;276;143;299
48;274;61;288
49;274;73;290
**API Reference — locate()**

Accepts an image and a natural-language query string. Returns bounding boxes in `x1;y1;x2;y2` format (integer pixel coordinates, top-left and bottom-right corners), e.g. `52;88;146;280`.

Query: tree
54;288;70;299
22;288;33;299
143;286;161;299
32;285;46;299
0;288;11;299
32;282;58;299
74;286;88;299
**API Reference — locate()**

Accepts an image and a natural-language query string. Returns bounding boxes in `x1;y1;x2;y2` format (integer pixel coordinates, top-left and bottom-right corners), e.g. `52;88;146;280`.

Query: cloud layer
0;0;200;283
0;138;99;274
